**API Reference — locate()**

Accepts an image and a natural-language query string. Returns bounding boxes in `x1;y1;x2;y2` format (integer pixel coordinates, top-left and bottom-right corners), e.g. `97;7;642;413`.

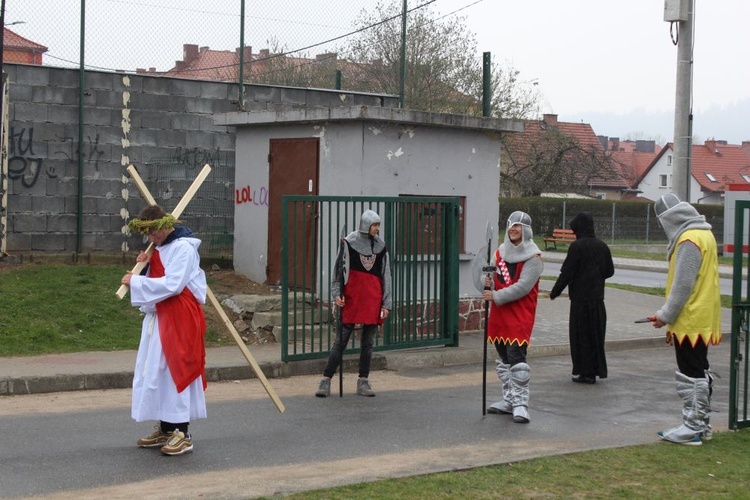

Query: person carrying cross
121;204;208;456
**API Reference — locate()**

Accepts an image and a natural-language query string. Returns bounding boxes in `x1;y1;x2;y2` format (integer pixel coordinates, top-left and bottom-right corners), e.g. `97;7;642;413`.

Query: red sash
150;250;207;393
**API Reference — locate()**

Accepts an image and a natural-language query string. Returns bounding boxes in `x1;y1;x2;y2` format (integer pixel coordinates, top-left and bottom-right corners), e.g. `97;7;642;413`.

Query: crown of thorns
127;213;181;234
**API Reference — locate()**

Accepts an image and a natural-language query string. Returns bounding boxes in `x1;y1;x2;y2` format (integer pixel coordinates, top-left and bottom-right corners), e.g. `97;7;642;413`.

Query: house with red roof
604;138;661;201
137;44;350;88
635;140;750;204
3;28;47;65
501;114;631;199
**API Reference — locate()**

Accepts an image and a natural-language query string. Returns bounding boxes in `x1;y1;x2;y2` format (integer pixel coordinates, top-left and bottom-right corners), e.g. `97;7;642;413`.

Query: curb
0;337;667;396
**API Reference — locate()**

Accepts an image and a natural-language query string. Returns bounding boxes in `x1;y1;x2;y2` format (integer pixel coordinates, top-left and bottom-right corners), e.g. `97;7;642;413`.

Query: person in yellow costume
648;194;721;446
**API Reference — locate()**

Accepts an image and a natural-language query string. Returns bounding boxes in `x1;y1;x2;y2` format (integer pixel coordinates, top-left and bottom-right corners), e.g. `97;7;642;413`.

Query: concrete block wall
1;63;399;257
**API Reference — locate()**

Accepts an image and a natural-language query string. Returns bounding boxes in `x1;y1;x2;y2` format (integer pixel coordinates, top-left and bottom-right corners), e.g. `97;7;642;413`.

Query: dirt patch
205;268;274;297
203;268;279;346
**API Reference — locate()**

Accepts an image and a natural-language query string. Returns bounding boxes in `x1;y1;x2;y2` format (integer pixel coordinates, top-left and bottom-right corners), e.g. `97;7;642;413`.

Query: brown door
267;138;319;288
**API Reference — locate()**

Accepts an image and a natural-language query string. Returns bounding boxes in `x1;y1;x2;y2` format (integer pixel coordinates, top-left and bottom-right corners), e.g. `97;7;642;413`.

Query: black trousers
323;323;377;378
673;338;709;378
494;341;527;366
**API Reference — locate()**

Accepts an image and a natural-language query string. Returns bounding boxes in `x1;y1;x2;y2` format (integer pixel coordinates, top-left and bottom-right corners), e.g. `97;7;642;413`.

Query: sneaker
315;378;331;397
137;424;172;448
160;430;193;456
357;378;376;397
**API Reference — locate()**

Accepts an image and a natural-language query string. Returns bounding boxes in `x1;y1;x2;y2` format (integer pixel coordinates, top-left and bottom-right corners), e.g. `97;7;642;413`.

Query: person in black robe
549;212;614;384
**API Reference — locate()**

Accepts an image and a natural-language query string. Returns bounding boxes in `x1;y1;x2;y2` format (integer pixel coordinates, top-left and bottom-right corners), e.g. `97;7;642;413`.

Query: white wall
637;146;711;204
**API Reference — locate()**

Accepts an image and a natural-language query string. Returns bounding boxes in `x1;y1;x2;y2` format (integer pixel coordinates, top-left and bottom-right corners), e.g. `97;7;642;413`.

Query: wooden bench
543;228;575;251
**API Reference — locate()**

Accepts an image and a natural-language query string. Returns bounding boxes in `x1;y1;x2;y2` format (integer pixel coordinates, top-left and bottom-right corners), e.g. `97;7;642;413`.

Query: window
667;155;672;166
397;195;466;254
705;173;717;182
595;192;606;200
742;174;750;183
659;174;671;188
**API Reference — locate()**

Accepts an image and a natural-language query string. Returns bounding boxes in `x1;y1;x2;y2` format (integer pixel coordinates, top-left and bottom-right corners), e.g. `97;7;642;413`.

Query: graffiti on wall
235;184;269;206
169;146;233;170
8;127;106;190
52;132;105;171
7;127;55;189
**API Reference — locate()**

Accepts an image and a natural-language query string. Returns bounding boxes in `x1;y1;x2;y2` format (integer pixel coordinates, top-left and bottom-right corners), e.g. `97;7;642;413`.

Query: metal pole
77;0;85;254
238;0;245;110
399;0;407;108
671;0;694;202
482;52;491;117
611;203;615;244
0;0;5;120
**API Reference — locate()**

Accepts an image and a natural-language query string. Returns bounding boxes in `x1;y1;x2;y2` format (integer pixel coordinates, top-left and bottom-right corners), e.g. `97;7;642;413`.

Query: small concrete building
215;105;523;298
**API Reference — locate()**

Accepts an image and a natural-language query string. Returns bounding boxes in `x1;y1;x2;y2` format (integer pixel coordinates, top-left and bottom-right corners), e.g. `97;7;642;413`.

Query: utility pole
666;0;694;202
399;0;407;108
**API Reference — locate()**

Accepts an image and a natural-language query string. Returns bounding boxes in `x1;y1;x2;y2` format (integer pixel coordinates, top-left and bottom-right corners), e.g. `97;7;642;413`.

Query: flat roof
215;105;523;133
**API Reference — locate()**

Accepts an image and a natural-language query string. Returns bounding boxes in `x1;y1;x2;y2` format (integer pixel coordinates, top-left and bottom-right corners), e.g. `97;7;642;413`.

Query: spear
481;221;493;416
472;221;494;416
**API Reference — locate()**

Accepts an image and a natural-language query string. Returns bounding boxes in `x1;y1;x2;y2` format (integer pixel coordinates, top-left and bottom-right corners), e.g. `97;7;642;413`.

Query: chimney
316;52;337;61
597;135;609;151
235;46;253;60
611;137;620;152
542;114;558;127
183;44;199;62
635;140;655;153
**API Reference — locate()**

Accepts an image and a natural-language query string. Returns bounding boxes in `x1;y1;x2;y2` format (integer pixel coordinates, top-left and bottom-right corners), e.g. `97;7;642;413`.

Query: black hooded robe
549;213;615;379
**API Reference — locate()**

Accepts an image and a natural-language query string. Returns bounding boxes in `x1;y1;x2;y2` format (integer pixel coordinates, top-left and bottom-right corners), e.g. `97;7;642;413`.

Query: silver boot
510;362;531;423
703;370;714;440
658;371;709;446
487;360;512;414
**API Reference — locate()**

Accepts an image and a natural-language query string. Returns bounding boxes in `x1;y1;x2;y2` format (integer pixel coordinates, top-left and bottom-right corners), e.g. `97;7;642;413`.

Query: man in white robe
122;205;208;456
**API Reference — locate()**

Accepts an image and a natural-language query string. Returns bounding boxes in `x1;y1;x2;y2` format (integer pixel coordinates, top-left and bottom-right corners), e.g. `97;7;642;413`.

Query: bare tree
341;0;541;119
500;128;620;197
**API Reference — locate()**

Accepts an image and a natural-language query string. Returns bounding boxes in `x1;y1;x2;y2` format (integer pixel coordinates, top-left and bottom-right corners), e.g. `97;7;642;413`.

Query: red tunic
487;249;539;346
150;250;207;393
341;240;385;325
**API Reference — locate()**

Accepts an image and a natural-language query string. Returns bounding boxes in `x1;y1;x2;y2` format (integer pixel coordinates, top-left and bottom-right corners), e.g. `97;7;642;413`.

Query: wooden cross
118;164;285;413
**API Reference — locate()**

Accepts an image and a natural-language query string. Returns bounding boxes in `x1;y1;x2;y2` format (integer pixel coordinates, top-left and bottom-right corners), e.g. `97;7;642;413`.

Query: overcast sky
7;0;749;144
438;0;750;144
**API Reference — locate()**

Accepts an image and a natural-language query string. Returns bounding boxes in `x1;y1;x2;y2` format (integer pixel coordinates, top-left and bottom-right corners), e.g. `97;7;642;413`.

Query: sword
334;224;347;398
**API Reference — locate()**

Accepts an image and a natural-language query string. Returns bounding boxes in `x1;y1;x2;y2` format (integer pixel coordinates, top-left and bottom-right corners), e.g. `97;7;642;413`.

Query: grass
276;429;750;499
0;263;223;357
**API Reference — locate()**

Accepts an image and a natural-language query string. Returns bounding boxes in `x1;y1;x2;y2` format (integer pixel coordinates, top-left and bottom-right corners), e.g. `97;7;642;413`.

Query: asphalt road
543;261;735;295
0;342;731;499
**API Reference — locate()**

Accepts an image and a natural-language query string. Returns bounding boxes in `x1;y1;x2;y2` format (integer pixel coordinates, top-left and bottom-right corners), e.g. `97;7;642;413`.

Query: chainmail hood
346;210;385;254
654;194;712;258
499;210;542;263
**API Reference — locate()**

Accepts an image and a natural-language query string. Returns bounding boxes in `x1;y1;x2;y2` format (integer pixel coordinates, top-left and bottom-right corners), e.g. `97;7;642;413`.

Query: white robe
129;235;208;423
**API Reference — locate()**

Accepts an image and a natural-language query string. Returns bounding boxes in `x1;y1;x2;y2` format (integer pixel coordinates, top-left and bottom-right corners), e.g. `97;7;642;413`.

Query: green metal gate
730;200;750;429
280;196;460;362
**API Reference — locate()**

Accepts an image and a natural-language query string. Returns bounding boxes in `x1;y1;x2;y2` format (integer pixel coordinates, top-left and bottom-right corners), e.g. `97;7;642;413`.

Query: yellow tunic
665;229;722;347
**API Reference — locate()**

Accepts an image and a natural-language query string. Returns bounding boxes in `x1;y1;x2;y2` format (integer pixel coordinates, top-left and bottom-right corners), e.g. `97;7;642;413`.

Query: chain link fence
498;198;725;247
5;0;451;84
